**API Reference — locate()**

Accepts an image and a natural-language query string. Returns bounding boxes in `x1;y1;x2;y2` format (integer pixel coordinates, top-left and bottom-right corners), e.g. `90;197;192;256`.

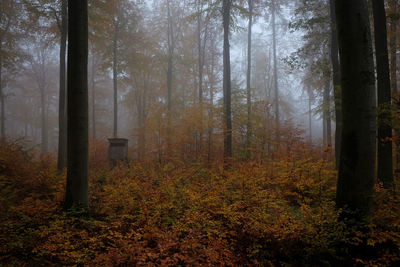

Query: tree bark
57;0;67;171
246;0;253;159
335;0;376;219
64;0;89;211
389;0;399;175
223;0;232;164
389;0;397;96
329;0;342;169
0;38;3;140
372;0;394;189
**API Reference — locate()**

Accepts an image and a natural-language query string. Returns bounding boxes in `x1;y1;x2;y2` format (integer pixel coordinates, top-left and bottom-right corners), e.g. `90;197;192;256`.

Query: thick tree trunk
335;0;376;219
64;0;89;211
223;0;232;164
389;0;399;174
389;0;397;96
246;0;253;159
272;0;280;145
0;39;3;140
57;0;67;171
0;3;3;140
372;0;394;189
329;0;342;169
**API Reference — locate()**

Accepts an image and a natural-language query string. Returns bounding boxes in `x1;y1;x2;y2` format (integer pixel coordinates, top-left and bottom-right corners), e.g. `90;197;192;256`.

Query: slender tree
223;0;232;164
323;77;332;149
272;0;280;145
335;0;376;219
90;52;96;139
166;0;174;151
329;0;342;169
64;0;89;211
112;2;119;137
57;0;67;171
30;46;49;154
372;0;394;189
246;0;253;159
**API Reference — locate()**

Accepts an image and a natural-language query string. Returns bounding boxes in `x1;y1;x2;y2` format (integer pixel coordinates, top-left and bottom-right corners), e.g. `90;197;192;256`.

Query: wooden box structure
108;138;129;166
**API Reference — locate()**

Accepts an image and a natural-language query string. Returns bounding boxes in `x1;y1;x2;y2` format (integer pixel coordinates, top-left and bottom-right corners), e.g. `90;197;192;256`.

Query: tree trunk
323;79;332;149
389;0;397;96
91;53;96;139
113;24;118;138
167;0;173;152
389;0;399;175
0;38;3;140
272;0;280;145
57;0;67;171
323;115;327;147
208;35;216;164
335;0;376;219
40;82;48;154
246;0;253;159
329;0;342;169
372;0;394;189
197;0;205;153
223;0;232;164
64;0;89;211
308;89;312;143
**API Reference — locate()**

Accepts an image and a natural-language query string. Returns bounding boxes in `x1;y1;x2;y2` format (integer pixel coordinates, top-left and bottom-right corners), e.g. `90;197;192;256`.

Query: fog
1;0;331;157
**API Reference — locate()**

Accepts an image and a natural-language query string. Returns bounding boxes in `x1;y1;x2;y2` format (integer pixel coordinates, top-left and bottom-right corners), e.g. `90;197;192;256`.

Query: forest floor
1;140;400;266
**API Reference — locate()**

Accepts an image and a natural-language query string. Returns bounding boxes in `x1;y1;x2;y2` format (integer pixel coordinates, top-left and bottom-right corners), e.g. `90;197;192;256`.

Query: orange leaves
1;141;400;265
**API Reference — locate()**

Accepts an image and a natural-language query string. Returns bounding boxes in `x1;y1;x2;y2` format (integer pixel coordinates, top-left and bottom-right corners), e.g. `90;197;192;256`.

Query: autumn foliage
1;140;400;266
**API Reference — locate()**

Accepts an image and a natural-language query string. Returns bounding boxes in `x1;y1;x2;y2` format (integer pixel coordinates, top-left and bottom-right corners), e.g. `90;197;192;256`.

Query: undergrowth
0;141;399;266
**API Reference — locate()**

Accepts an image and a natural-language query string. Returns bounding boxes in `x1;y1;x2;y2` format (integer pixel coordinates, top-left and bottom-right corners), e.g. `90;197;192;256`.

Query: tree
57;0;67;171
372;0;394;189
0;0;25;140
271;0;279;145
246;0;253;158
223;0;232;164
64;0;89;211
195;0;211;155
322;74;332;150
29;44;52;154
388;0;398;98
22;0;68;169
167;0;174;150
335;0;376;219
329;0;341;168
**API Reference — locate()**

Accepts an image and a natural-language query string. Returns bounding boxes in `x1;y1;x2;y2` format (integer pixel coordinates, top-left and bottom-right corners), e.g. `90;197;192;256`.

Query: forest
1;0;400;265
